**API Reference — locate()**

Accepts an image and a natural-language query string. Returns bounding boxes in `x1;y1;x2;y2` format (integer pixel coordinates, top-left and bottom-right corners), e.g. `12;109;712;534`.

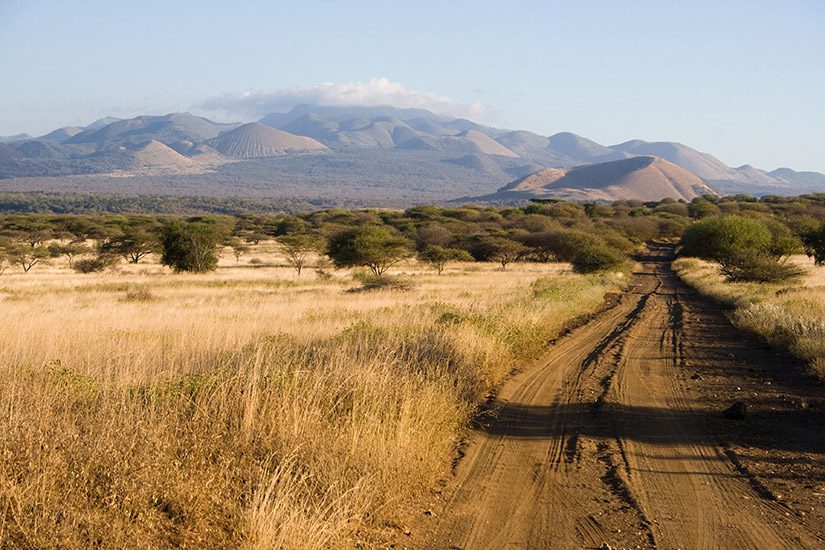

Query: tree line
2;194;825;280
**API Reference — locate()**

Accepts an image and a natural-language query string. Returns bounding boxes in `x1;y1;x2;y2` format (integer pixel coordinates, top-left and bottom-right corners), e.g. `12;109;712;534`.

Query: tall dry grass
0;246;622;548
674;255;825;380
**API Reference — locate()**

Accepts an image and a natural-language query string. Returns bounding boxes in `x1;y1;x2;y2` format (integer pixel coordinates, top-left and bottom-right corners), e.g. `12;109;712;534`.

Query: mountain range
1;106;823;204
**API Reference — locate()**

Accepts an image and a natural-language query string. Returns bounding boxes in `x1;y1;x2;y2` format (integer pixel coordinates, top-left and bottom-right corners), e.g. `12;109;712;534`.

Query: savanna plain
0;244;619;548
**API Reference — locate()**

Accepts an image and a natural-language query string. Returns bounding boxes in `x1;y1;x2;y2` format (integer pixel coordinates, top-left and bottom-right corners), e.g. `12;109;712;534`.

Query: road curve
414;244;824;550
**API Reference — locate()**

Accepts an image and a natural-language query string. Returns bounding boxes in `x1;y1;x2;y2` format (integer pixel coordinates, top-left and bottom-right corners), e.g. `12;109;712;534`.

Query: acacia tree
418;245;472;274
100;226;159;264
48;242;89;267
278;234;322;275
160;221;224;273
5;243;49;273
327;226;412;276
470;235;525;269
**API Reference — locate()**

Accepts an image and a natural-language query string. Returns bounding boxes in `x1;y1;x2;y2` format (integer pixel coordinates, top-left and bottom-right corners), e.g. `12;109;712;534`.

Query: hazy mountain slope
0;133;33;143
14;140;71;160
770;168;825;190
610;139;739;181
38;127;85;143
207;123;326;158
548;132;628;162
397;130;519;158
68;113;240;148
475;156;715;202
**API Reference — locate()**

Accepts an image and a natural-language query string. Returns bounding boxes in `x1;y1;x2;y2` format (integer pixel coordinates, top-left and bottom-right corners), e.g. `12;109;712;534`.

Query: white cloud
195;77;491;122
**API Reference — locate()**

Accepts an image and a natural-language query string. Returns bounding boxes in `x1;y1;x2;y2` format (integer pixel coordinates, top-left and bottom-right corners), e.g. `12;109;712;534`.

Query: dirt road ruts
412;244;825;550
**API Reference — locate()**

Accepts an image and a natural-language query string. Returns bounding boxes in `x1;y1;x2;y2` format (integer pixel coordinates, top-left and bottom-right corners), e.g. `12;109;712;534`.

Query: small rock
723;401;748;420
403;529;412;536
600;544;614;550
424;509;434;516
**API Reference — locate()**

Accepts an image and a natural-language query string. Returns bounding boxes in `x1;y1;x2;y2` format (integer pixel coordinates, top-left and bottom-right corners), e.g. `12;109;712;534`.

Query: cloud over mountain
196;78;490;121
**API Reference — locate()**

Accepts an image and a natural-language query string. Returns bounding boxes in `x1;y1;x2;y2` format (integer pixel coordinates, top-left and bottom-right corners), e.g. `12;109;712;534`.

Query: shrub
73;255;118;274
349;272;412;292
522;229;601;262
124;285;154;302
680;215;773;261
571;246;626;273
719;254;806;283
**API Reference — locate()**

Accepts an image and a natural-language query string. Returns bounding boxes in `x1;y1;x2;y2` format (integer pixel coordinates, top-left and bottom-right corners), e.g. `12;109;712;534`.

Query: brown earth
404;243;825;549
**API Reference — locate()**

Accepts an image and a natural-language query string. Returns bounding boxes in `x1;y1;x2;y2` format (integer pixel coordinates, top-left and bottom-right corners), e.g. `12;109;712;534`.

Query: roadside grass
673;255;825;381
0;248;623;548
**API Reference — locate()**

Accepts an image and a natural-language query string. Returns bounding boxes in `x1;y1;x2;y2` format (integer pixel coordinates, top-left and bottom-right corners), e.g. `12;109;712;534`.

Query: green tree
418;245;473;274
469;236;525;269
4;243;49;273
680;215;773;262
47;242;89;267
100;226;159;264
160;221;224;273
278;234;323;275
327;226;412;276
803;223;825;266
571;246;626;273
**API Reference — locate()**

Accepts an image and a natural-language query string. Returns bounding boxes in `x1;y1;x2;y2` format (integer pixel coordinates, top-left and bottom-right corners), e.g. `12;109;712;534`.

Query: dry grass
0;244;622;548
674;255;825;381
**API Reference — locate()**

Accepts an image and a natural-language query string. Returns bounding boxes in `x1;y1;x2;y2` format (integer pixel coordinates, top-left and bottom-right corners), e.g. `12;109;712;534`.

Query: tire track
412;245;823;549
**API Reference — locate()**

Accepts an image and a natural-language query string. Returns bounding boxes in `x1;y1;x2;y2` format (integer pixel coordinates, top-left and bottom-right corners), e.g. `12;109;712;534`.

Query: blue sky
1;0;823;171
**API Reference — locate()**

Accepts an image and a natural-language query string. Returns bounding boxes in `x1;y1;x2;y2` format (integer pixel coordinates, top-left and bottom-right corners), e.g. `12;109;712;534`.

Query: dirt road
413;244;825;549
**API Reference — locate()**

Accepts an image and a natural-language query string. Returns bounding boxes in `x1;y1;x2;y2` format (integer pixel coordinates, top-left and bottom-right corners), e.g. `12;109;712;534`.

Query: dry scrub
0;246;622;548
674;256;825;380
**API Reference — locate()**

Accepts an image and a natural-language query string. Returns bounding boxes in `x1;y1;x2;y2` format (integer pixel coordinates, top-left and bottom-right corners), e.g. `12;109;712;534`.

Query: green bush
73;255;118;273
160;221;224;273
719;254;806;283
680;215;773;261
571;246;626;273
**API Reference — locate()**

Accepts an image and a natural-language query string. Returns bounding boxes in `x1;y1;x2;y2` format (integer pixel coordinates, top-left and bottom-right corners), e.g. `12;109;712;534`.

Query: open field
674;255;825;379
0;245;622;548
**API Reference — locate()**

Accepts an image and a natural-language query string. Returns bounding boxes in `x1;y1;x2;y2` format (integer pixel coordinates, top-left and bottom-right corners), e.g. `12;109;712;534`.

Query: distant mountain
769;168;825;190
472;156;715;202
207;122;326;158
68;113;239;148
549;132;627;163
2;104;824;202
0;133;33;143
38;126;85;143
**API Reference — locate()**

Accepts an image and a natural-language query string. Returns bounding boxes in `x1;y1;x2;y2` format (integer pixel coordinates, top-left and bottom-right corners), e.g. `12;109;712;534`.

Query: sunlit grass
674;255;825;380
0;246;622;548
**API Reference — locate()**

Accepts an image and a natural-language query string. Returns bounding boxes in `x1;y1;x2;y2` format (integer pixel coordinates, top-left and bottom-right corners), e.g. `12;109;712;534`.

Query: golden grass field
0;243;623;548
674;255;825;380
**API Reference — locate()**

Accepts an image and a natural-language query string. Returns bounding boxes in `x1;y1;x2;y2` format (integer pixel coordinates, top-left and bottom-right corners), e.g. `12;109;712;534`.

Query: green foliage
418;245;473;274
99;225;159;263
719;254;806;283
680;215;773;262
278;234;324;275
571;246;627;273
73;254;118;274
160;220;225;273
522;229;601;262
468;235;525;268
803;222;825;266
47;242;89;266
2;242;49;273
327;226;413;276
